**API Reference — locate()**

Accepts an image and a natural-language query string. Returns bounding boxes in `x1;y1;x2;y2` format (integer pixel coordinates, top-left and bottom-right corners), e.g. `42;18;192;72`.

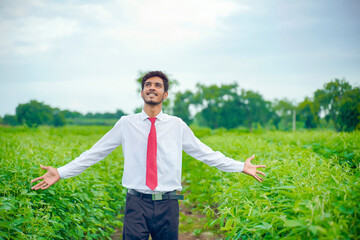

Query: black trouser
122;192;179;240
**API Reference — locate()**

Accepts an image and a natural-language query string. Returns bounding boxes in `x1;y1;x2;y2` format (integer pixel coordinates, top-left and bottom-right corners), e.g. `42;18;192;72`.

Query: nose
148;84;155;91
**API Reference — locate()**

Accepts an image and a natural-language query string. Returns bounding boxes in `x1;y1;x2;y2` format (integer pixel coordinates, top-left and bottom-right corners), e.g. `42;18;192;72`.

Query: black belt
128;189;184;201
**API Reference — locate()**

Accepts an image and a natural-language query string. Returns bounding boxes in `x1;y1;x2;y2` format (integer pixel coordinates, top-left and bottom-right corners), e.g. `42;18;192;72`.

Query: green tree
134;106;142;114
297;97;317;129
115;109;126;119
273;99;295;131
313;78;355;131
266;102;281;130
1;114;19;126
337;87;360;131
189;83;271;130
173;90;194;125
61;110;83;119
241;90;271;132
16;100;54;127
85;113;94;118
53;110;66;127
192;83;242;129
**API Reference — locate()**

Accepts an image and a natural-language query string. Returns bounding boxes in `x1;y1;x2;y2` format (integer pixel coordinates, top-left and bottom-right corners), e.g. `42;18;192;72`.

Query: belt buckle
152;193;163;200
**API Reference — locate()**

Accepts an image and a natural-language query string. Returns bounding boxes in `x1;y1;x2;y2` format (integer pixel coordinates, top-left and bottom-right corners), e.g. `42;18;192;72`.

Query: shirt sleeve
181;121;244;172
57;118;123;179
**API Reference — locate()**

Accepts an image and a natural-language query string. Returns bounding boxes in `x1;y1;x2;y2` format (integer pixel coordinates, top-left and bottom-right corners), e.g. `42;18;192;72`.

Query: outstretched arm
242;155;266;182
31;165;60;190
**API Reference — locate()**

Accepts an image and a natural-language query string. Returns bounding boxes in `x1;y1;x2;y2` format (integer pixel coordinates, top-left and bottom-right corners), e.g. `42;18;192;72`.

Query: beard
142;92;166;105
144;99;163;105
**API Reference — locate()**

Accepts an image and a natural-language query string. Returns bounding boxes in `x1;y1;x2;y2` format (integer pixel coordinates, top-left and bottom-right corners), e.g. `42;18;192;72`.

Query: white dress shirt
57;110;244;193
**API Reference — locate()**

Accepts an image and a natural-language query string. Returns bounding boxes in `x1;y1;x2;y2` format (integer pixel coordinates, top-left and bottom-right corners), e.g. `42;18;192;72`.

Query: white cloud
77;4;113;21
124;0;239;28
17;17;79;42
0;0;248;55
104;0;247;51
1;16;79;55
1;0;358;116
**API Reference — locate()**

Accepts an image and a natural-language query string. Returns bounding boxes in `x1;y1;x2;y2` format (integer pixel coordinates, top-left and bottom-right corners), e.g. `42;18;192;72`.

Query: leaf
221;219;234;231
329;173;339;184
11;218;25;226
271;186;297;190
308;225;318;235
254;222;272;230
283;219;305;228
26;192;37;196
0;205;12;211
338;206;354;214
20;189;28;195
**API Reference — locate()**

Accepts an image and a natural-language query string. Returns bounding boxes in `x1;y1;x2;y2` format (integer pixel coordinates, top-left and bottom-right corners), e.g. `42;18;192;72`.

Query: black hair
141;71;169;92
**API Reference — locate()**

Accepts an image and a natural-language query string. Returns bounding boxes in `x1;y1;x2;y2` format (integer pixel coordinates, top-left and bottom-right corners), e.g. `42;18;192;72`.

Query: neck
143;103;162;118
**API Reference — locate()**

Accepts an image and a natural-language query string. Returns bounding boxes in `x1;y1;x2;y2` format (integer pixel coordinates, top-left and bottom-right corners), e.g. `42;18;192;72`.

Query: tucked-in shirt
57;110;244;193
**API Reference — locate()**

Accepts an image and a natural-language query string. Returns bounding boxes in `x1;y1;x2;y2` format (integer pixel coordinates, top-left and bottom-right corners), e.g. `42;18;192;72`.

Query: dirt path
178;201;223;240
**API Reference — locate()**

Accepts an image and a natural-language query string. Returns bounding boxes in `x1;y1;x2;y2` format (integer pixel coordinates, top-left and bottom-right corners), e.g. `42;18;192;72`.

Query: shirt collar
140;109;165;121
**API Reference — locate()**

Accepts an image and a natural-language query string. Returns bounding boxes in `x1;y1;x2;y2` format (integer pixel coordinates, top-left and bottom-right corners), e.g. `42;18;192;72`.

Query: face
141;76;168;106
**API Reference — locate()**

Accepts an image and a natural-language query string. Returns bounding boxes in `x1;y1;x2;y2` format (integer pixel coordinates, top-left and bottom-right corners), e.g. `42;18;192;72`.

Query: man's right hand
31;165;60;190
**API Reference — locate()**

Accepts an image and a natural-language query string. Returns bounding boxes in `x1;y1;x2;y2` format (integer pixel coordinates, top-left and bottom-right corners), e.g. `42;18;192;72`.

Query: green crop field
1;126;359;239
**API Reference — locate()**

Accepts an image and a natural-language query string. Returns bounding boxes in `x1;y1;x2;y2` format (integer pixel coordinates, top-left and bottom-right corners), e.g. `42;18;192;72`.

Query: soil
178;232;219;240
111;231;221;240
178;201;223;240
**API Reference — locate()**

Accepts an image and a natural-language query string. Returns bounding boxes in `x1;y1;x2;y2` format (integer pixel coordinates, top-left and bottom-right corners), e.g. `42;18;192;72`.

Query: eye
156;83;162;88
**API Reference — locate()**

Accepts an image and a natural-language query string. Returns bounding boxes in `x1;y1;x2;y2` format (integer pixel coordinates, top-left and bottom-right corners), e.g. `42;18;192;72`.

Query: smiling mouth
147;92;158;96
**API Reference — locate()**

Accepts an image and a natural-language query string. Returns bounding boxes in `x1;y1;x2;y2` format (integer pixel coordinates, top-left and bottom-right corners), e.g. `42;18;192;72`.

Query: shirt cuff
57;166;67;179
238;161;245;172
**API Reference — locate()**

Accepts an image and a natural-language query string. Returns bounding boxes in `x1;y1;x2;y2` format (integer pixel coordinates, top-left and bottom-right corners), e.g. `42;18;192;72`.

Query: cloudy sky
1;0;359;116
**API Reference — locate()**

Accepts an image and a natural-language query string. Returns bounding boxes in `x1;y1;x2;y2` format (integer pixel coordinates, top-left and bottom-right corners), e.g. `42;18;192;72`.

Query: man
31;71;266;239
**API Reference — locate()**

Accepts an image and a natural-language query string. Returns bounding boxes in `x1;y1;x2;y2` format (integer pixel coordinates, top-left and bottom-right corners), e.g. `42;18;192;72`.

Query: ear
163;91;168;100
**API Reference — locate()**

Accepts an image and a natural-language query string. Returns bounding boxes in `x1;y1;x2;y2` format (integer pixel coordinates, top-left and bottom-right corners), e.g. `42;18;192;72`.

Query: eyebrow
145;81;163;86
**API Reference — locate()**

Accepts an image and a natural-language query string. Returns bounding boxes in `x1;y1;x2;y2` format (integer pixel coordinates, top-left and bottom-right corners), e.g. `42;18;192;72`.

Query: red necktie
146;117;157;190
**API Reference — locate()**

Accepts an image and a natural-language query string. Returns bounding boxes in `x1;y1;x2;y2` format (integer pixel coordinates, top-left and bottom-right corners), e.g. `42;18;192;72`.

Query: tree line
171;78;359;132
0;100;125;127
1;75;359;132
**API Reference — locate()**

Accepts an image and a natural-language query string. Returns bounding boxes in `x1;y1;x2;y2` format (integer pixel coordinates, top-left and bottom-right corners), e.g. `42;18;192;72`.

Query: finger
32;181;46;190
255;172;264;182
257;176;264;182
247;155;255;161
257;171;266;177
256;165;266;168
34;183;47;190
31;180;44;189
34;181;47;190
41;184;51;190
31;176;44;183
40;165;49;170
254;175;262;182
